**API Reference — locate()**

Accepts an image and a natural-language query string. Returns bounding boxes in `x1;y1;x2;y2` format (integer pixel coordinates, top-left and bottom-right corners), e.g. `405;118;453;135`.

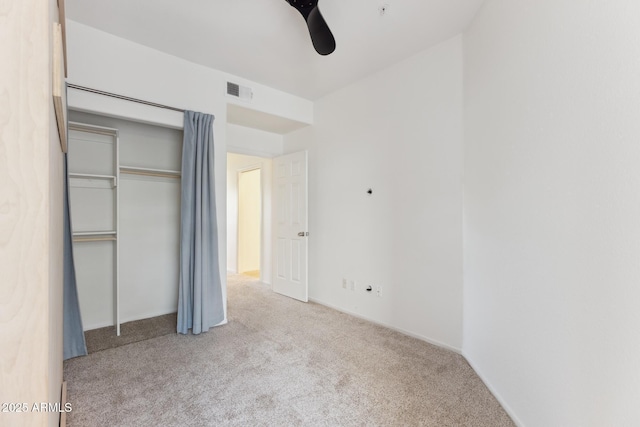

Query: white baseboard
120;309;177;325
86;311;228;331
308;297;462;354
462;352;525;427
83;321;115;331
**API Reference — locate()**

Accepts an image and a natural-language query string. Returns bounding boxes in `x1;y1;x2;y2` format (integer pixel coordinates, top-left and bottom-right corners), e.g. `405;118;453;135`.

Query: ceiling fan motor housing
286;0;318;19
285;0;336;55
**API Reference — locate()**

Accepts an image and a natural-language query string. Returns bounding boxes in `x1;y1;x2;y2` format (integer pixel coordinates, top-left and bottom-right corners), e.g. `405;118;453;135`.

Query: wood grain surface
1;1;64;426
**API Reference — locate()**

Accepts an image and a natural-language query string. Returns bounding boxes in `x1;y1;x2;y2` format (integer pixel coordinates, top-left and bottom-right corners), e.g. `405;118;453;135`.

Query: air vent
227;82;239;97
226;81;253;102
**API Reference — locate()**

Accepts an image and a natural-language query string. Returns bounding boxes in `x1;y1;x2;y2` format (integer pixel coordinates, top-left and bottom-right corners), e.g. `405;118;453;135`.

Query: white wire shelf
119;165;181;179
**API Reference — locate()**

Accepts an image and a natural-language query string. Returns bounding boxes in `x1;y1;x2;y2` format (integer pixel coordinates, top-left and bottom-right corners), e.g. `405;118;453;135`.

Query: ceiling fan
285;0;336;55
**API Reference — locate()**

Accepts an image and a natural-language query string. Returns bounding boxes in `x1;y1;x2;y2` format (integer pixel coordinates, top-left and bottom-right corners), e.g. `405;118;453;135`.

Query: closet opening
67;110;182;352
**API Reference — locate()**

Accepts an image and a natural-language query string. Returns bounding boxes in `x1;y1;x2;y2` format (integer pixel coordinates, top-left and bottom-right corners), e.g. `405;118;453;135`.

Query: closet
68;111;183;335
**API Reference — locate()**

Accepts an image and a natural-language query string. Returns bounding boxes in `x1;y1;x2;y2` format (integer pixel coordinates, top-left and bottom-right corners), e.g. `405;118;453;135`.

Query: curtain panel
177;111;225;334
63;154;88;359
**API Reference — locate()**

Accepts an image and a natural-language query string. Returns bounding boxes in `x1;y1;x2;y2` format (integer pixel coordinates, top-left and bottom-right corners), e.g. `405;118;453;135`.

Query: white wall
227;153;274;284
66;21;313;128
226;82;313;128
227;123;283;157
463;1;640;426
66;21;311;323
284;36;464;351
238;169;262;273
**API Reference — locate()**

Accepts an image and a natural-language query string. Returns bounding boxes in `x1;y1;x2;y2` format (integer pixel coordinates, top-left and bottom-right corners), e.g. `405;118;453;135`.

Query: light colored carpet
243;270;261;278
84;313;177;353
63;275;514;426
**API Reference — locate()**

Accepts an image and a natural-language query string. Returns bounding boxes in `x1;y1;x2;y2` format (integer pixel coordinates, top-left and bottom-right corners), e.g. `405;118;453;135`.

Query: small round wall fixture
366;188;373;195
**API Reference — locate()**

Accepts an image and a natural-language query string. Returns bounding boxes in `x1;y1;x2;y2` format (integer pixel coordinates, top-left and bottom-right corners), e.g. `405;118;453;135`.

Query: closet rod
67;83;186;113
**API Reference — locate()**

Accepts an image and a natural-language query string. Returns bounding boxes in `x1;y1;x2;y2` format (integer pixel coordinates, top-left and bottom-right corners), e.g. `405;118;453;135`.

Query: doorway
237;168;261;277
226;152;272;283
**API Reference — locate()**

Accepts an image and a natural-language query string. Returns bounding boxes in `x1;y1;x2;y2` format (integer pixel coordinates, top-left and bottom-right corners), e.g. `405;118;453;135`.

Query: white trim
83;320;117;331
67;88;184;130
236;165;263;279
463;353;525;427
227;145;278;159
119;309;178;325
72;231;116;236
86;312;229;330
69;120;119;135
69;122;121;336
120;165;181;179
309;297;462;354
114;131;121;336
237;163;263;174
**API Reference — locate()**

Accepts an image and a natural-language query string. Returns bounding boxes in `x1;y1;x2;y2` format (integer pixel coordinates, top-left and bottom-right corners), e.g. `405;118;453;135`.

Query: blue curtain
63;154;87;359
177;111;224;334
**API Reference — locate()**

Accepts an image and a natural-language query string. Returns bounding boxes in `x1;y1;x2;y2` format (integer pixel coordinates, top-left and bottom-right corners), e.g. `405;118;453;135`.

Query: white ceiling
65;0;485;101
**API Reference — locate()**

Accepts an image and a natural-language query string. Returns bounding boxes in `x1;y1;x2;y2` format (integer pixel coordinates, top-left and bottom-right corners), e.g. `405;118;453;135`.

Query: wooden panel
0;0;64;426
52;22;67;152
57;0;67;77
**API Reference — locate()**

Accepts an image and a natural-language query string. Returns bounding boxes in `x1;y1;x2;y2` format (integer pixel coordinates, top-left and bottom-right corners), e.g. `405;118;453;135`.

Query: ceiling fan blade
285;0;336;55
306;6;336;55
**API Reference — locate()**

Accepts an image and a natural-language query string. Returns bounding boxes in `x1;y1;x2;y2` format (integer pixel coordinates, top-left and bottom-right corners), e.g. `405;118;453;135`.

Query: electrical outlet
342;278;347;289
376;285;382;297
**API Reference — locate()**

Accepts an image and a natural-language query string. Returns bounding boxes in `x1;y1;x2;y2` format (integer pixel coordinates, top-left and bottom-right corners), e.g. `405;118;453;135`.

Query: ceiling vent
227;82;253;102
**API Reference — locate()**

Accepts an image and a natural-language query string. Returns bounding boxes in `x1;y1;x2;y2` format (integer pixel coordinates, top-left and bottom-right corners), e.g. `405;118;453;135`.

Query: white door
272;151;308;302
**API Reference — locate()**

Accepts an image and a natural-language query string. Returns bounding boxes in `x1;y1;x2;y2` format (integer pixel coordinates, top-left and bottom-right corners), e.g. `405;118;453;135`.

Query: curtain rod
67;83;186;113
